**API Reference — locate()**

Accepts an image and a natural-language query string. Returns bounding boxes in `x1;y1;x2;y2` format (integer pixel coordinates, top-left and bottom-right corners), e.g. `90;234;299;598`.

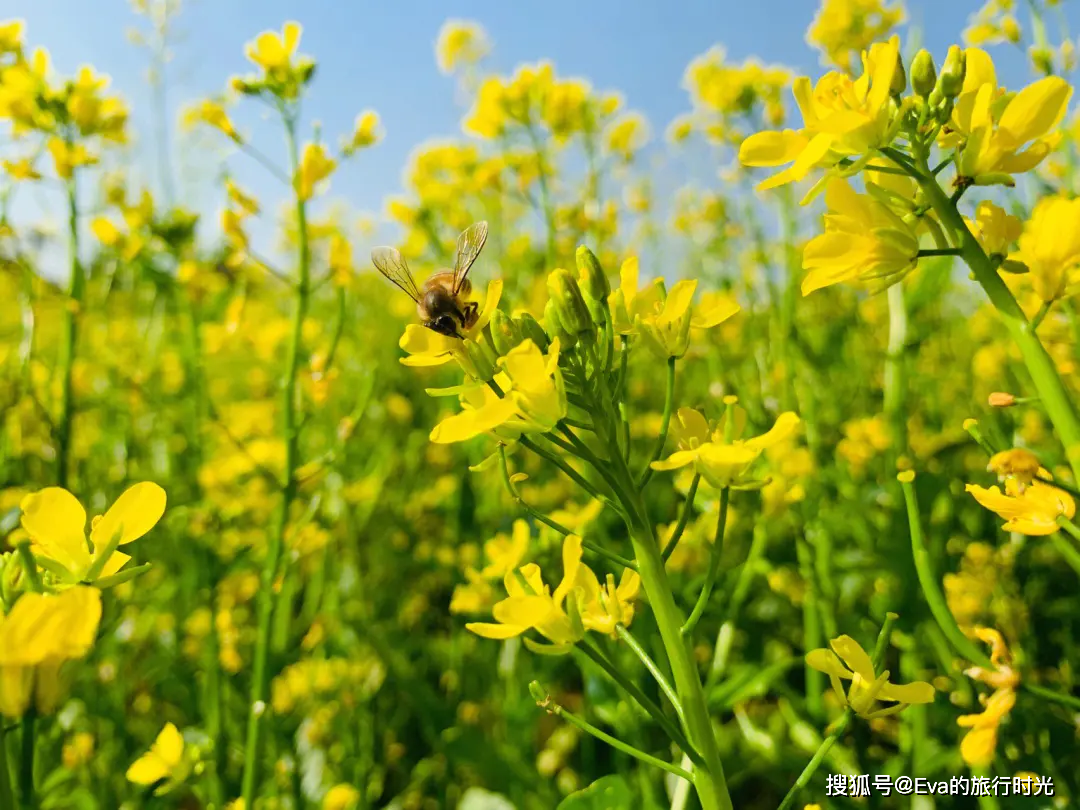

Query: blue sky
8;1;1076;256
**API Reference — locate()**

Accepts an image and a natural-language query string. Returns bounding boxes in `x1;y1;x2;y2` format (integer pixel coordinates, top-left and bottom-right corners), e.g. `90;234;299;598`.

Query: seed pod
911;49;937;97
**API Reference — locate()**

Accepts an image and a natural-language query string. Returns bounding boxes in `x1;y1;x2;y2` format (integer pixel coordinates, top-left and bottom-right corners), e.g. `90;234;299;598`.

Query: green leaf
556;775;633;809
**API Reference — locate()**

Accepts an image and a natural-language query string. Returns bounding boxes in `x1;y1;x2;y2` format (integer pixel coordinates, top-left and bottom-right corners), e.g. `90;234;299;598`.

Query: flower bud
489;309;523;357
547;268;593;339
576;245;610;322
544;299;577;349
988;392;1017;408
890;51;907;96
528;680;548;703
516;312;550;352
938;45;966;99
911;49;937;97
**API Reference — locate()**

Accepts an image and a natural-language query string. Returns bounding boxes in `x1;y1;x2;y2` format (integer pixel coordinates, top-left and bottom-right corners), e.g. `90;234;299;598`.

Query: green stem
638;356;675;488
795;533;824;718
526;124;557;267
18;710;35;810
0;727;14;810
682;488;730;637
914;161;1080;482
899;474;993;668
884;282;908;456
776;712;851;810
240;108;311;806
575;641;700;765
14;545;43;594
1050;522;1080;579
1022;682;1080;712
1032;300;1053;331
707;523;768;687
916;248;962;257
662;474;701;563
543;696;694;782
55;173;83;490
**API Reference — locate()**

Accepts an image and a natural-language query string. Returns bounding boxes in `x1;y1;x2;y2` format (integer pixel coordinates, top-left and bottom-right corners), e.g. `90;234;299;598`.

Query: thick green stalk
55;173;83;489
240;111;311;805
915;167;1080;481
0;728;13;810
18;710;35;810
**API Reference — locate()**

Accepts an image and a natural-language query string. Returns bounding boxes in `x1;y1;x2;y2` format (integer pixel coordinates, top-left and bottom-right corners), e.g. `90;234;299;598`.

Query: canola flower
126;722;191;792
957;628;1019;768
966;478;1074;535
18;482;166;585
0;586;102;718
806;634;935;719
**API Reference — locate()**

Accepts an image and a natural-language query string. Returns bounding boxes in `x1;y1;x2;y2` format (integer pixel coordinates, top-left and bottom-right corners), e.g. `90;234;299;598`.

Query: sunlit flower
652;407;800;489
245;21;301;72
295;143;336;201
608;256;740;357
957;687;1015;767
342;110;382;154
739;37;902;193
966;477;1075;535
428;338;566;444
807;634;935;719
126;722;191;791
603;112;650;161
964;627;1020;691
801;178;920;295
986;448;1041;490
46;137;97;180
807;0;906;73
967;200;1022;260
19;482;167;584
183;98;241;143
435;20;490;75
1;157;40;181
1011;195;1080;302
948;50;1072;182
323;784;361;810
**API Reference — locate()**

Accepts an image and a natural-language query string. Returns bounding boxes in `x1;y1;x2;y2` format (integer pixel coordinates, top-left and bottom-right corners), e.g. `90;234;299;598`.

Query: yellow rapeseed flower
0;19;24;54
1;157;40;181
0;586;102;718
807;0;906;73
966;200;1022;260
608;256;740;357
966;477;1075;535
342;110;382;154
435;19;490;75
1012;195;1080;302
807;634;935;718
245;21;301;72
986;448;1041;490
295;143;337;201
323;784;361;810
957;687;1015;767
126;722;190;791
19;482;166;584
46;137;97;180
399;279;503;369
184;98;242;143
739;37;902;193
801;178;920;295
428;338;566;444
652;407;800;488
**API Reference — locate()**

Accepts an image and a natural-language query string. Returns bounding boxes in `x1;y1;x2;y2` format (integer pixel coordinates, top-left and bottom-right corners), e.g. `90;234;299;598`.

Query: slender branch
682;487;730;637
1031;300;1053;331
638;356;676;489
776;711;852;810
239;141;292;185
537;694;694;782
662;474;701;563
1022;682;1080;713
616;624;684;723
14;544;43;594
917;248;962;257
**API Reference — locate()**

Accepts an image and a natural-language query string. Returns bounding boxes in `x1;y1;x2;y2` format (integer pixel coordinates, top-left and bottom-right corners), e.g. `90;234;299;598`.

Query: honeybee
371;221;489;338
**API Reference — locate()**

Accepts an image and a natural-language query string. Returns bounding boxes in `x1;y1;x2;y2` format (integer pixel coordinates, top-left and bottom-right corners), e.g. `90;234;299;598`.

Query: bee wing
451;221;489;295
371;246;422;303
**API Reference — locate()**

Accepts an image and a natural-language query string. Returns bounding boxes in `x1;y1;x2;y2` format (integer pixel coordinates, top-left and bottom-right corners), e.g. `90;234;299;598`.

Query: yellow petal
691;297;740;329
493;595;553;627
91;482;167;548
829;635;875;682
19;487;90;574
959;727;998;768
126;753;170;785
152;723;185;769
429;397;518;444
805;648;852;678
0;587;102;665
472;279;504;332
738;130;809;167
552;535;584;606
658;279;697;325
745;412;801;450
650;448;699;472
465;621;526;639
998;76;1072;148
878;680;936;704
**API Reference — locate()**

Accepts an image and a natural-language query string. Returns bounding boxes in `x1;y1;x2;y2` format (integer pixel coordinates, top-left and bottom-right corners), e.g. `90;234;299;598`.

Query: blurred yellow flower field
2;1;1080;808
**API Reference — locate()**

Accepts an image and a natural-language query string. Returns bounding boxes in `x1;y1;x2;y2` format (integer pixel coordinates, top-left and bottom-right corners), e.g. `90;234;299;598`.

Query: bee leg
461;301;479;328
